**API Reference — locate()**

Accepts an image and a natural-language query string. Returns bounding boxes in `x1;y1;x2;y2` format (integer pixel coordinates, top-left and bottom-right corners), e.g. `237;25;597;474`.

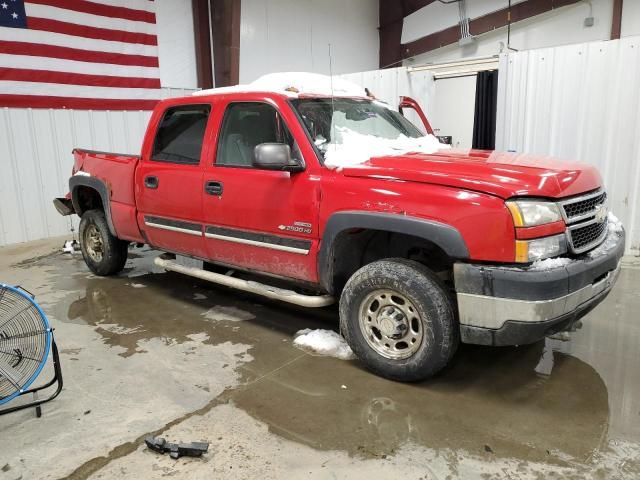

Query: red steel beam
379;0;436;68
211;0;241;87
611;0;623;40
192;0;213;89
403;0;582;59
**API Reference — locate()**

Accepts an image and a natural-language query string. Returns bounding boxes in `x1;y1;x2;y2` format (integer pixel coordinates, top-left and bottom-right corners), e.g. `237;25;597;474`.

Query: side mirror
253;143;304;172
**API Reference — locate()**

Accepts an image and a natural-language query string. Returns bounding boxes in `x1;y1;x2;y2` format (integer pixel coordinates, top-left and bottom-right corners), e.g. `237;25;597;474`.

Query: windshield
290;98;446;168
291;98;423;152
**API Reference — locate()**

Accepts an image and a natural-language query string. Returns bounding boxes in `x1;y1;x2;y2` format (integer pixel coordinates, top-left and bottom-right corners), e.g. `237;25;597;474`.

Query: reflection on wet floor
42;252;640;471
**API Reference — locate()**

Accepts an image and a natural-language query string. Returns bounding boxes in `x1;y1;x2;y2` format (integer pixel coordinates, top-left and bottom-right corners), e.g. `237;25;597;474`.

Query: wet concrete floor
0;238;639;479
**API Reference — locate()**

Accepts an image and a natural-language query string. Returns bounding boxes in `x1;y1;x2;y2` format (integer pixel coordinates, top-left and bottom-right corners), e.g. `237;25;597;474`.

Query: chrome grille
568;219;607;251
560;189;608;254
562;191;607;221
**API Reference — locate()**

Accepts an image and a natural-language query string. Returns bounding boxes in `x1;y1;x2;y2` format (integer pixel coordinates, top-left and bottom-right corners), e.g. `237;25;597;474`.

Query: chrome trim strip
144;221;203;237
566;216;603;231
457;262;621;329
204;232;310;255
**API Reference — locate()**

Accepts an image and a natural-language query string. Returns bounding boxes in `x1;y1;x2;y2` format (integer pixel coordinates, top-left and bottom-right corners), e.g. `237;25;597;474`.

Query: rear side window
152;105;211;164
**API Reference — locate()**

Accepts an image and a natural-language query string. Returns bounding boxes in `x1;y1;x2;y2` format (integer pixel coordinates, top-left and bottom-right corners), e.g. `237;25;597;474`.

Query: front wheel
79;209;129;276
339;259;458;382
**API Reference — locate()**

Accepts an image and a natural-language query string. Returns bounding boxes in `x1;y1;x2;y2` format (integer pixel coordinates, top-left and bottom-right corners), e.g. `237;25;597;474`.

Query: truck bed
72;148;143;242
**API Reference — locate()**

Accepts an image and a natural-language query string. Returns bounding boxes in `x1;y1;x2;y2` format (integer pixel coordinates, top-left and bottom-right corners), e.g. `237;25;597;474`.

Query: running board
154;255;335;308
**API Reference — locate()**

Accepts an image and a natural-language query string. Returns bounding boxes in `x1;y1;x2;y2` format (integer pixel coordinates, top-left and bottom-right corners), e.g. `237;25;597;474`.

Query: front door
201;101;320;283
135;104;211;259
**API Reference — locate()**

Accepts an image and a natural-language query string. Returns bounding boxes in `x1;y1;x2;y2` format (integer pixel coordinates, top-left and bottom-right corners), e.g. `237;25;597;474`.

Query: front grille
560;189;608;254
561;191;607;220
569;220;608;251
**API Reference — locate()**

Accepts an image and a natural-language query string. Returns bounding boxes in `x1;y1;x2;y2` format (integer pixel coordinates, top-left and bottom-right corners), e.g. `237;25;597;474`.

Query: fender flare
318;211;469;293
69;176;117;237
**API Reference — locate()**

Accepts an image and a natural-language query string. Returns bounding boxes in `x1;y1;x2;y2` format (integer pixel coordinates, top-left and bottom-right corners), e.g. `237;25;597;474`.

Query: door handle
204;180;223;196
144;175;159;189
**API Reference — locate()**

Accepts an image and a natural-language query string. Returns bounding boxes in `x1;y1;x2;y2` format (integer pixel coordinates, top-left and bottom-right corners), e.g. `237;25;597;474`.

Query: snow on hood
193;72;367;98
323;126;451;169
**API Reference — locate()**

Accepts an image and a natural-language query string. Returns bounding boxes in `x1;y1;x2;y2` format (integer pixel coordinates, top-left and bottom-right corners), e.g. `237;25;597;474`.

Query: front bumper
454;228;625;346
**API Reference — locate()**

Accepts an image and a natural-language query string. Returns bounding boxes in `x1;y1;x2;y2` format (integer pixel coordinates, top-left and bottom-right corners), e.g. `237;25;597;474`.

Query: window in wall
216;102;300;167
152;105;211;164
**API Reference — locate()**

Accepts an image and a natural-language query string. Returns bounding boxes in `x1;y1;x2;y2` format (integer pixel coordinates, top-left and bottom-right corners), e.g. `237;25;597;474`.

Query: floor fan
0;284;63;417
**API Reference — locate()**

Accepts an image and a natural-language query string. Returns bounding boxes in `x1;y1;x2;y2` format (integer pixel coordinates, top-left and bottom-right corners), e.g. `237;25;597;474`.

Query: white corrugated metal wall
0;88;196;247
339;67;436;132
496;37;640;256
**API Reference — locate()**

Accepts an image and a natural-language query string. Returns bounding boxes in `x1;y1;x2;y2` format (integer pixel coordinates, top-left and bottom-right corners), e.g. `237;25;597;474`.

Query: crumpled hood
338;149;602;199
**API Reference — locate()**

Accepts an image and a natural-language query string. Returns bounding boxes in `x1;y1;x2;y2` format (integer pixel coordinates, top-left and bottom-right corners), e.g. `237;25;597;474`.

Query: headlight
506;200;562;227
515;234;567;262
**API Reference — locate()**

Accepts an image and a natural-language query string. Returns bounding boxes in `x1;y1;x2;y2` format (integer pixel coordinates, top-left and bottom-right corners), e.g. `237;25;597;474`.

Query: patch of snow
607;212;624;234
323;126;450;169
293;329;355;360
528;257;573;271
193;293;207;301
588;213;624;258
128;282;146;288
73;170;90;177
194;72;367;98
202;306;255;322
62;240;79;254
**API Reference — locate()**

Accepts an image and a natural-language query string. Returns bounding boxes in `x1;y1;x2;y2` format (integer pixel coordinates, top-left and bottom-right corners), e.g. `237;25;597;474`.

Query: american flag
0;0;161;110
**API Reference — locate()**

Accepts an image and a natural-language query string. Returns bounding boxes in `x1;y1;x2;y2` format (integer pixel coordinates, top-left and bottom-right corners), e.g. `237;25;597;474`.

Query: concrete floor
0;237;639;479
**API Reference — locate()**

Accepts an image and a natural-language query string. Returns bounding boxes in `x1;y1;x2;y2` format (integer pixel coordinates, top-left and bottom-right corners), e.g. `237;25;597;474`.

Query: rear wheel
79;209;129;276
340;259;458;381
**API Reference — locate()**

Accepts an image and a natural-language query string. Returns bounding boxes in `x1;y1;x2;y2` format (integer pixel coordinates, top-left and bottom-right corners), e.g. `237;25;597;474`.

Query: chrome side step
154;255;335;308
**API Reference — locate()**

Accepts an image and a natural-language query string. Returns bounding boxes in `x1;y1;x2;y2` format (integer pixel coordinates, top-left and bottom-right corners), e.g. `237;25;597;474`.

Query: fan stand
0;332;63;418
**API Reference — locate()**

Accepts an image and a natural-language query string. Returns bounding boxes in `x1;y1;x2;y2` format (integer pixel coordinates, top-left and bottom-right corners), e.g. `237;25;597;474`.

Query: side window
216;102;299;167
152;105;211;164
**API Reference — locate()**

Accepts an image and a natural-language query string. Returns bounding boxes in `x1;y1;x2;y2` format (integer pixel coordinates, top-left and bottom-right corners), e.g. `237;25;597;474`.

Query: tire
79;209;129;276
339;258;458;382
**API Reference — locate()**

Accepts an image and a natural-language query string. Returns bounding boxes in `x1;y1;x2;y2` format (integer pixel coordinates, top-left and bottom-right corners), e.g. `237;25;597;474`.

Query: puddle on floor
19;249;640;476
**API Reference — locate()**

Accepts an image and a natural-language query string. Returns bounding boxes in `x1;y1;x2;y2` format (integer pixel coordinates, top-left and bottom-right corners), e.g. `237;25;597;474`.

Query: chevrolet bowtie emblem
594;204;608;223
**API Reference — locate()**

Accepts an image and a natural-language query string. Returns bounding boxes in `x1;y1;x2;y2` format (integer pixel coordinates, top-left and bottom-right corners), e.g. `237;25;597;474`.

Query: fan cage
0;284;52;406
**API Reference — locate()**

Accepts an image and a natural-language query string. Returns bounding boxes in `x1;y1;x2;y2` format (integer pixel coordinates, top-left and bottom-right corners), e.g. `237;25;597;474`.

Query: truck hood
339;149;602;199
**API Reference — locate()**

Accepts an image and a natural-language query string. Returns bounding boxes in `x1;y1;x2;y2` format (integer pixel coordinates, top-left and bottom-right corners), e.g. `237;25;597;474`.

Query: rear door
201;100;321;283
135;104;211;258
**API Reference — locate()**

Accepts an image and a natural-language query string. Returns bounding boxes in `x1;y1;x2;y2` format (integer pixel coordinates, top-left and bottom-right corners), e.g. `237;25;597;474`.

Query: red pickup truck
54;76;625;381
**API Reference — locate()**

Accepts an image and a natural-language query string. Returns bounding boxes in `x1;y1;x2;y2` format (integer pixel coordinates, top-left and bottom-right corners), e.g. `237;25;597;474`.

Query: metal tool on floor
145;436;210;459
0;284;63;417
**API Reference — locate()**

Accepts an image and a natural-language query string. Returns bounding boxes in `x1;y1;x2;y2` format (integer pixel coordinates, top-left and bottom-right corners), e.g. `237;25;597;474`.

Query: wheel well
73;186;104;216
329;228;454;295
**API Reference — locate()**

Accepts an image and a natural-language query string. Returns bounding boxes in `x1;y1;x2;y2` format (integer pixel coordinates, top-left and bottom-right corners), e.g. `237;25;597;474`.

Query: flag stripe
27;17;158;46
0;94;158;110
0;81;161;99
0;53;160;78
0;67;161;88
0;0;161;110
26;0;156;24
2;25;158;56
0;41;159;67
25;4;157;35
97;0;156;13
